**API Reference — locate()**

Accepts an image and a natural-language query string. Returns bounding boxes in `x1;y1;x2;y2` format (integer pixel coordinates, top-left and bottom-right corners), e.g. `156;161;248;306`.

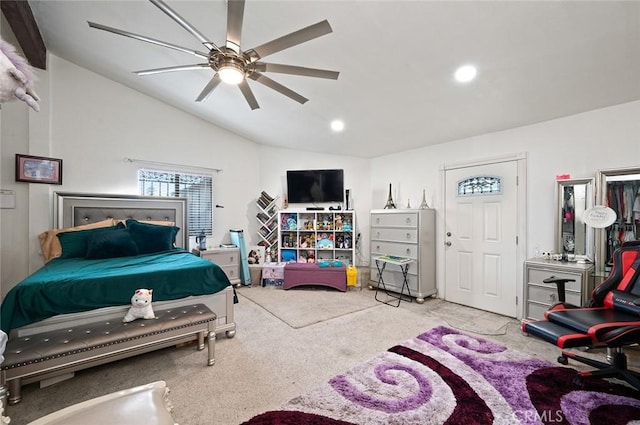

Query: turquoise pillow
57;224;124;259
126;219;179;254
86;228;139;259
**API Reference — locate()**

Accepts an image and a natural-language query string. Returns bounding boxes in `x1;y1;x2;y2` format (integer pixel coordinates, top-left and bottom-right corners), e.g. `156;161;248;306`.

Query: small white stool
27;381;176;425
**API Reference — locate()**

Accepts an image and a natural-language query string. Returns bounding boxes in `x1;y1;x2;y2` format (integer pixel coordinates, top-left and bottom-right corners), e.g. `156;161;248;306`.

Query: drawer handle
549;293;557;303
406;218;411;224
406;248;411;255
376;232;380;238
406;233;410;239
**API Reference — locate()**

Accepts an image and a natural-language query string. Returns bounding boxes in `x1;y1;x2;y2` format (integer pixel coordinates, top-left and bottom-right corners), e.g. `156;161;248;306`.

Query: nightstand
195;248;241;286
524;258;594;320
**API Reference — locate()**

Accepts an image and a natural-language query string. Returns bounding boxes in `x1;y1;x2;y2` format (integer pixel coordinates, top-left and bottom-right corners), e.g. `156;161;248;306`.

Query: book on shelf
256;212;270;223
260;191;274;202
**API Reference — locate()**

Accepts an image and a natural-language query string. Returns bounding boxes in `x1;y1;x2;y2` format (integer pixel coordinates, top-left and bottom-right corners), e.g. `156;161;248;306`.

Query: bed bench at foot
283;263;347;291
1;304;216;405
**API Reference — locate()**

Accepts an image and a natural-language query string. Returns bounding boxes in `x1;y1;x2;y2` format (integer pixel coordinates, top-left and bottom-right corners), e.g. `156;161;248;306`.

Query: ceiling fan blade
245;20;333;62
249;72;308;104
149;0;220;52
254;63;339;80
88;22;209;60
135;64;210;76
196;74;222;102
238;80;259;110
226;0;245;54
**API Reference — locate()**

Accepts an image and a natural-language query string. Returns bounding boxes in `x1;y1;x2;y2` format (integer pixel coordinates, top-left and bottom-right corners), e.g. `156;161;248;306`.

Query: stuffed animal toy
0;38;40;111
123;289;156;322
335;215;343;230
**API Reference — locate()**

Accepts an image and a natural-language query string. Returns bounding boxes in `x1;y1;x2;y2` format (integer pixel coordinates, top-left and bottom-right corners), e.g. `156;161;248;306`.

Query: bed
2;192;237;339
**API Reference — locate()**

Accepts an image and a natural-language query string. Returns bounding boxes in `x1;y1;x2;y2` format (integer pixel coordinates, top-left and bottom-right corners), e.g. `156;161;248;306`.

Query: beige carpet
236;286;380;328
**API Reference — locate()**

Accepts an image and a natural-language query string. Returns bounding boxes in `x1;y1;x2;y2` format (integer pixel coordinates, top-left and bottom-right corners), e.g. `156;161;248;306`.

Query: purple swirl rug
243;326;640;424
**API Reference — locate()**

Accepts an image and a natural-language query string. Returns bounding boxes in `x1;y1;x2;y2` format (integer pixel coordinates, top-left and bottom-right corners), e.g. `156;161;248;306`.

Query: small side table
374;255;414;307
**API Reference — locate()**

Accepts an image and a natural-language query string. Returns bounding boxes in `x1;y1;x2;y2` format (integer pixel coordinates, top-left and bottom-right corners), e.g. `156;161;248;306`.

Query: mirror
556;178;594;261
595;167;640;271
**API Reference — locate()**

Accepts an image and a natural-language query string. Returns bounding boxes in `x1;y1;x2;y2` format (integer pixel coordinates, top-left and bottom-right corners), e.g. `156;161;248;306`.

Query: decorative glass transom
457;175;502;196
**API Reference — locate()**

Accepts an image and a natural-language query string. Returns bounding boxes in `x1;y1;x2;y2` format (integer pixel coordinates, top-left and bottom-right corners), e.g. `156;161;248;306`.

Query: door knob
445;241;452;246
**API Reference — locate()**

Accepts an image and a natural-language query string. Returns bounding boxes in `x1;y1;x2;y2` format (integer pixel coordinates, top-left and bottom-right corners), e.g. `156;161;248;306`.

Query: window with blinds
138;169;213;237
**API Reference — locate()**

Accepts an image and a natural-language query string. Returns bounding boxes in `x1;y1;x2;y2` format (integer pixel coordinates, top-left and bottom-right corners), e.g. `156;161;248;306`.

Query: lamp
218;60;245;85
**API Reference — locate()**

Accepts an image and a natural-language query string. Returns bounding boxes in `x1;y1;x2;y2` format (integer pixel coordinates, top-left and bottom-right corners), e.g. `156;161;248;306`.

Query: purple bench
283;263;347;292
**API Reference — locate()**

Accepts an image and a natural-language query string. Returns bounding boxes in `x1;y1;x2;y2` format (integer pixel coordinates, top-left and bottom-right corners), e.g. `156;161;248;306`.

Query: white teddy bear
123;289;156;323
0;38;40;112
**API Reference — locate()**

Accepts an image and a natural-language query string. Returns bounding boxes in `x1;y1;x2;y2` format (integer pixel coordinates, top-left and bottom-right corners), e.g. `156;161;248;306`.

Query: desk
374;255;414;307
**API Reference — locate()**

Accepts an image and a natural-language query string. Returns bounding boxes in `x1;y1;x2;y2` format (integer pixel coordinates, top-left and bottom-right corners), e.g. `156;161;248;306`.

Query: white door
444;161;518;317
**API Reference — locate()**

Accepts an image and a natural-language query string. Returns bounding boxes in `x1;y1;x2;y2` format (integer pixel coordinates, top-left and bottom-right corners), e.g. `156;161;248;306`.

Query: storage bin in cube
249;265;263;287
262;262;286;288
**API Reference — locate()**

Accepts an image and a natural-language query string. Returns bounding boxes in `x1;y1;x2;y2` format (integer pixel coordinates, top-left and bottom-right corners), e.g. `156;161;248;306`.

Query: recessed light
454;65;477;83
330;120;345;132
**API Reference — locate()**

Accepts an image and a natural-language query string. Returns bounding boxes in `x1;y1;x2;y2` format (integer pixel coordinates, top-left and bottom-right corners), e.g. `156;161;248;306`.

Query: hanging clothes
633;187;640;222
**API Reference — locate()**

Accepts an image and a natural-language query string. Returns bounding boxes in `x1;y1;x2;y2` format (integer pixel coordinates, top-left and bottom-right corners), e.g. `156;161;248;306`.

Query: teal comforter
1;249;232;333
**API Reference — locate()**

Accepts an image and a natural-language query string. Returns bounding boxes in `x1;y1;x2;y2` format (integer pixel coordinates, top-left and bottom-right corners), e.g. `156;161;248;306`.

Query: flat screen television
286;169;344;204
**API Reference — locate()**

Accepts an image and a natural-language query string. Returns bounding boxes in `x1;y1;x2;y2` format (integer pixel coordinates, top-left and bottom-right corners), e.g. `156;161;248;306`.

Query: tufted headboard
54;192;188;248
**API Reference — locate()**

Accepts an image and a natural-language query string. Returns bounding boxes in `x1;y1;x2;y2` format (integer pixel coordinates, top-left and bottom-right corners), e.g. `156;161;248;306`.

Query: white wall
255;146;371;266
0;54;371;295
0;15;49;299
2;31;639;301
370;100;640;298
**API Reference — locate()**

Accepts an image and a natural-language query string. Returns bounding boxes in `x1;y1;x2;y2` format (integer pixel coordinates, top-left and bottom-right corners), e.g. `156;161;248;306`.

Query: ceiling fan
88;0;339;110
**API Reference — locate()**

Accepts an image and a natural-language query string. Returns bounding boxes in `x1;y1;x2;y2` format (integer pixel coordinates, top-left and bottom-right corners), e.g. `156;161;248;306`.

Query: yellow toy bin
346;265;358;287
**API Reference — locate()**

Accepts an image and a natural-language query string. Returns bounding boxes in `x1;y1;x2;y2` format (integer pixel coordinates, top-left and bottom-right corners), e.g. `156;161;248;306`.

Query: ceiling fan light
219;63;245;85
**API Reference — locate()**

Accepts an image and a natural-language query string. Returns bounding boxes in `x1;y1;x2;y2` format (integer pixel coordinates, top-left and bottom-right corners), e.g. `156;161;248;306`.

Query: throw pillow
38;218;116;262
57;223;124;259
126;219;179;255
86;228;139;259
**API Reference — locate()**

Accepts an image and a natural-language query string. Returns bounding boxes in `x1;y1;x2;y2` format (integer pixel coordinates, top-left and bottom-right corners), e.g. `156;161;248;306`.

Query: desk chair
522;243;640;390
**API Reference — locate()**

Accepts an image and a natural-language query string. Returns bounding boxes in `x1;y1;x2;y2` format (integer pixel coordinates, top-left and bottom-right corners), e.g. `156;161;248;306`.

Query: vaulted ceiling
7;1;640;158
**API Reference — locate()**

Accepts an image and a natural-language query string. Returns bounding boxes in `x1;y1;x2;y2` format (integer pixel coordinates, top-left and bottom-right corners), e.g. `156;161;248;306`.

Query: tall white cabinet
369;209;436;303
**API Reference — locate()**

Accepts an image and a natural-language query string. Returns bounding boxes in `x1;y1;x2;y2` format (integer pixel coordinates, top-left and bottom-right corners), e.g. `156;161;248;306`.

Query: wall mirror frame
556;177;594;262
595;167;640;272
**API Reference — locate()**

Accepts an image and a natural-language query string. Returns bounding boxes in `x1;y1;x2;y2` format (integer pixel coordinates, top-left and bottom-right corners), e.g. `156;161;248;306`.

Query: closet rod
123;157;222;173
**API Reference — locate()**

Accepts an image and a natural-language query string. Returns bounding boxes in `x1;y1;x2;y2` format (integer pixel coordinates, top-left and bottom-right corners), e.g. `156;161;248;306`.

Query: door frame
438;152;528;319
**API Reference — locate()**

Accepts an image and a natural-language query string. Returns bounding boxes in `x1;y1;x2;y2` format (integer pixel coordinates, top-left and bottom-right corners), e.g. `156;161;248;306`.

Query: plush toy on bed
123;289;156;322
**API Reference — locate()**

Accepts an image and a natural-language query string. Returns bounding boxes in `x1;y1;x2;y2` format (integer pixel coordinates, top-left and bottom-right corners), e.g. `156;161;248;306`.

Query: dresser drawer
527;284;582;306
371;213;418;228
201;249;239;267
218;264;239;281
526;301;550;321
370;242;417;259
371;228;418;243
527;269;582;292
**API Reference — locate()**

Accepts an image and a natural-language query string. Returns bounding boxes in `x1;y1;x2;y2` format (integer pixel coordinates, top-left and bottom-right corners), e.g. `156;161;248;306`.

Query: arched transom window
457;175;502;196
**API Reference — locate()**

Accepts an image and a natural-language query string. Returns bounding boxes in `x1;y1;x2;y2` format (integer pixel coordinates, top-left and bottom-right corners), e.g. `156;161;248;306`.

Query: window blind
138;169;213;237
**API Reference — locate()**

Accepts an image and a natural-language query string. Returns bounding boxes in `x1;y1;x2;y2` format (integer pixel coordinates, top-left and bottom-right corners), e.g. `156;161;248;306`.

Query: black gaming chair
522;242;640;390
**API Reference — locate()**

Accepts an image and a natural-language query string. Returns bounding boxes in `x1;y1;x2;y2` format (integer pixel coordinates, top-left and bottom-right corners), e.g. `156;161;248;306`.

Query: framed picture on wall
15;154;63;184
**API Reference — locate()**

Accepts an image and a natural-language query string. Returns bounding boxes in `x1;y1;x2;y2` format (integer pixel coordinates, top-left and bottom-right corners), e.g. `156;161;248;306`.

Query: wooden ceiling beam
1;1;46;69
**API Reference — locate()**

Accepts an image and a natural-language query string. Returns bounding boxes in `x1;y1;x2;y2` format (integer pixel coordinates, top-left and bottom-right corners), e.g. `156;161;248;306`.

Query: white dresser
196;248;241;286
524;258;594;320
369;209;436;303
